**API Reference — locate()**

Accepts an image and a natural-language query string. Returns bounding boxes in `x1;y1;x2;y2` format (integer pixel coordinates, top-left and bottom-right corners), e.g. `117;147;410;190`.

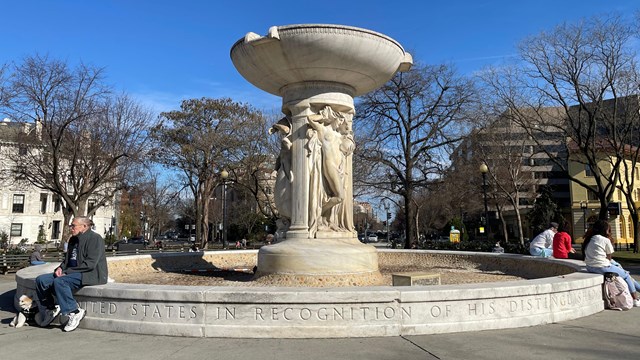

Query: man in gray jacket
35;216;108;332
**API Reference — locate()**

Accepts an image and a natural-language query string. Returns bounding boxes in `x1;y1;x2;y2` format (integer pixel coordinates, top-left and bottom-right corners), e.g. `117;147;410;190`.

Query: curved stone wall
14;250;604;338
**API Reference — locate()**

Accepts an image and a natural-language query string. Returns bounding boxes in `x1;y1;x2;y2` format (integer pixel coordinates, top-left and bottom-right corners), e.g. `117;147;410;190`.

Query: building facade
569;155;640;245
0;118;115;247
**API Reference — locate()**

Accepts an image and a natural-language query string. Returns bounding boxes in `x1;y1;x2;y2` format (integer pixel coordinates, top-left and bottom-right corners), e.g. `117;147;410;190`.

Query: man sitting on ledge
35;216;108;332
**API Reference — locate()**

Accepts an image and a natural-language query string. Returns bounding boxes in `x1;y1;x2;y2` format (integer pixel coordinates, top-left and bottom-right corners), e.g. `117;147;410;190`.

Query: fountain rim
95;249;589;291
14;250;604;338
230;23;407;56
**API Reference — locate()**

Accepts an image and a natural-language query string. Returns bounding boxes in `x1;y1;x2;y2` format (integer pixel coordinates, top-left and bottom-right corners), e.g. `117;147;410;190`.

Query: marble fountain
14;24;603;338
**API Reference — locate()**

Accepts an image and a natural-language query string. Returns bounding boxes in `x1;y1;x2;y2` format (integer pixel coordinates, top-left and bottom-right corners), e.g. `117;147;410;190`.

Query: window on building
12;194;25;213
518;198;531;206
53;195;61;212
585;164;594;177
587;190;599;201
10;223;22;237
52;221;61;240
40;193;48;213
18;146;27;156
636;188;640;202
88;199;97;214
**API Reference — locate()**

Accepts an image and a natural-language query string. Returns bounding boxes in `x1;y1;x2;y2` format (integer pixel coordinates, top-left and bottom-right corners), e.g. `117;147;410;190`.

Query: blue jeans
530;247;553;257
35;272;83;315
587;263;640;295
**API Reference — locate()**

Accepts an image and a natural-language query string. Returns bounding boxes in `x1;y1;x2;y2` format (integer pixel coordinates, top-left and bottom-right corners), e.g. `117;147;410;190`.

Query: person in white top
529;222;558;257
583;219;640;307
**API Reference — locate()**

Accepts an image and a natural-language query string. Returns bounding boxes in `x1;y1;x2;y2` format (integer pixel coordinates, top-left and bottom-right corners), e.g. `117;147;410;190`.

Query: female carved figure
307;106;355;235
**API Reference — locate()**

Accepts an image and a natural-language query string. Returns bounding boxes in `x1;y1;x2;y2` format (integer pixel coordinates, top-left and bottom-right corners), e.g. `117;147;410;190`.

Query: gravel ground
111;265;524;287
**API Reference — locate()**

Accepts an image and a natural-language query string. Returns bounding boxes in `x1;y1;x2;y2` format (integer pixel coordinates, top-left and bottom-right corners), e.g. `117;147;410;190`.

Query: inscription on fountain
82;285;599;326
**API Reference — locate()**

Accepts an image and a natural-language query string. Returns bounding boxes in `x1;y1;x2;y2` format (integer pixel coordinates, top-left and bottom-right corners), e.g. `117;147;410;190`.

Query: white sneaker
63;308;86;332
39;305;60;327
634;299;640;308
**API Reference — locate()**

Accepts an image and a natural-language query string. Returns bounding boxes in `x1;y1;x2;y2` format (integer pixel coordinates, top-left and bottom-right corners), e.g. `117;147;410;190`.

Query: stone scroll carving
306;106;355;236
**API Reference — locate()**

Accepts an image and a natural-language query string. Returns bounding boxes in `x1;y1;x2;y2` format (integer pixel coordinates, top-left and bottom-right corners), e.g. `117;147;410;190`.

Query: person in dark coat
35;216;108;332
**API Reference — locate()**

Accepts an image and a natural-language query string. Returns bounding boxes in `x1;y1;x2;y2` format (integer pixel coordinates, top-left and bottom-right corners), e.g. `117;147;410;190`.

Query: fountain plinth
231;24;412;286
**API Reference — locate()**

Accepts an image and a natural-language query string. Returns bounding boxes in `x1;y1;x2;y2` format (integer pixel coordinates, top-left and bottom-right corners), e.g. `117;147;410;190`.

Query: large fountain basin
230;24;413;97
15;250;604;338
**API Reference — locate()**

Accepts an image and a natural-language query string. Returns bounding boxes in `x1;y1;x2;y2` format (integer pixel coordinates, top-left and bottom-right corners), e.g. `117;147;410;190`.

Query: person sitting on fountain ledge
529;222;557;257
35;216;109;332
582;219;640;307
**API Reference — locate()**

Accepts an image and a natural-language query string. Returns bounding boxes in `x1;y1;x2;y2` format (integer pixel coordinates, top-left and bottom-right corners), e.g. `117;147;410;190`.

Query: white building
0;118;115;246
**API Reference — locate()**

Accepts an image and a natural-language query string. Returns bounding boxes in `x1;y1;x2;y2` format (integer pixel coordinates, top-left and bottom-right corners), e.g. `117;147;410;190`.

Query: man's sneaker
63;308;86;332
634;299;640;308
38;305;60;327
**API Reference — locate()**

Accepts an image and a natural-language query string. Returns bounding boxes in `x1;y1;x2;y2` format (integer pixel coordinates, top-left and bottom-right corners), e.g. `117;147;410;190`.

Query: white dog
9;295;40;328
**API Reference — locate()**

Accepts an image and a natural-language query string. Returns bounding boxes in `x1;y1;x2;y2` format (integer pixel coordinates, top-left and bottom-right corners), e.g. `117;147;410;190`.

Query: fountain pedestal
231;24;412;285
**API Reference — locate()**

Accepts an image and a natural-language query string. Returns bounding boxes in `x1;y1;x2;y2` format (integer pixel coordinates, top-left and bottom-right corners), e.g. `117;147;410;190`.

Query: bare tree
482;15;640;250
136;167;180;241
227;111;279;219
355;63;478;248
151;97;264;248
473;118;539;245
1;55;153;246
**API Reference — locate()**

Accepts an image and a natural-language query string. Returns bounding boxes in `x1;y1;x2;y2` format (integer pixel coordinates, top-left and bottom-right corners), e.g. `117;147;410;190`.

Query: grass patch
612;250;640;265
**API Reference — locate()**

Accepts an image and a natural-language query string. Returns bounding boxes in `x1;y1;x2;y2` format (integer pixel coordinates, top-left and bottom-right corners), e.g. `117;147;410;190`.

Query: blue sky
2;0;637;115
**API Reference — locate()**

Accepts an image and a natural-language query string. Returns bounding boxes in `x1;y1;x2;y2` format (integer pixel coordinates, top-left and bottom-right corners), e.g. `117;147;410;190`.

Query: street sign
607;202;621;216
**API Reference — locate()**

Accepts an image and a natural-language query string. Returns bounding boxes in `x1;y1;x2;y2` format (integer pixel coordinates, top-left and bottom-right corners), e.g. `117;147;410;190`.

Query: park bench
0;253;31;274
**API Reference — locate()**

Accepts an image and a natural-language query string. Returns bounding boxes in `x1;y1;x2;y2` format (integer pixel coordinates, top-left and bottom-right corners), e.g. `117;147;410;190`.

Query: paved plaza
1;269;639;360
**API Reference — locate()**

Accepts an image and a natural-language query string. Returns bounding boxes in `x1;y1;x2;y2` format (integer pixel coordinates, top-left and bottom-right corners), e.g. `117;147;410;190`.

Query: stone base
255;238;383;286
254;271;385;287
14;251;605;338
392;272;441;286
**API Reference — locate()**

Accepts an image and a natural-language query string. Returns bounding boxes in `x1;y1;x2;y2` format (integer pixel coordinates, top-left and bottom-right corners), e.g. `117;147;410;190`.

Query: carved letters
82;287;599;324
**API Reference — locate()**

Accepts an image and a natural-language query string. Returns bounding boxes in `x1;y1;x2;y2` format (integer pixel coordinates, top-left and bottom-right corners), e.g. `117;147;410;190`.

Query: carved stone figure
269;116;293;231
306;106;355;235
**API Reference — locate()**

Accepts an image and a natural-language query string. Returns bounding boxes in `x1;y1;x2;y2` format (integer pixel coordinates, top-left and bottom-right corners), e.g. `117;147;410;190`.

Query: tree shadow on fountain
146;252;257;283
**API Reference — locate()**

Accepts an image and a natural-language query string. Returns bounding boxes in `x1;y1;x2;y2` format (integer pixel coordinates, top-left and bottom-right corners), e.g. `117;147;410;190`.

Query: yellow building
569;156;640;245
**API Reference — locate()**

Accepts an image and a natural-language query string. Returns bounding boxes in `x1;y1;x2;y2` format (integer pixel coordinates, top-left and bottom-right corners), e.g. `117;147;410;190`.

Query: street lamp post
479;163;489;240
221;169;229;249
383;201;391;243
580;201;588;232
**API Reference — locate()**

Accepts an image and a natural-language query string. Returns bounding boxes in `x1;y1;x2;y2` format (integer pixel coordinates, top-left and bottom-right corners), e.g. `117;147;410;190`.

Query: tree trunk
514;207;525;246
631;212;639;254
404;190;417;249
496;206;508;244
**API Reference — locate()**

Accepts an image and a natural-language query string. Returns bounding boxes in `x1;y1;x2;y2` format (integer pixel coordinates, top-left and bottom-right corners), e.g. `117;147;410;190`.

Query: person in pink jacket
552;220;575;258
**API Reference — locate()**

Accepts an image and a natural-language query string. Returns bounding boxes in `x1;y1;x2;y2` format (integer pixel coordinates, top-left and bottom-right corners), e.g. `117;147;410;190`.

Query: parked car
367;234;378;242
106;240;119;251
129;236;147;245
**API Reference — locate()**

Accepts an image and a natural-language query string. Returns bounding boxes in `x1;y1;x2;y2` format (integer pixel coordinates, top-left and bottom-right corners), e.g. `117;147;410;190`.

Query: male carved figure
269;116;293;225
